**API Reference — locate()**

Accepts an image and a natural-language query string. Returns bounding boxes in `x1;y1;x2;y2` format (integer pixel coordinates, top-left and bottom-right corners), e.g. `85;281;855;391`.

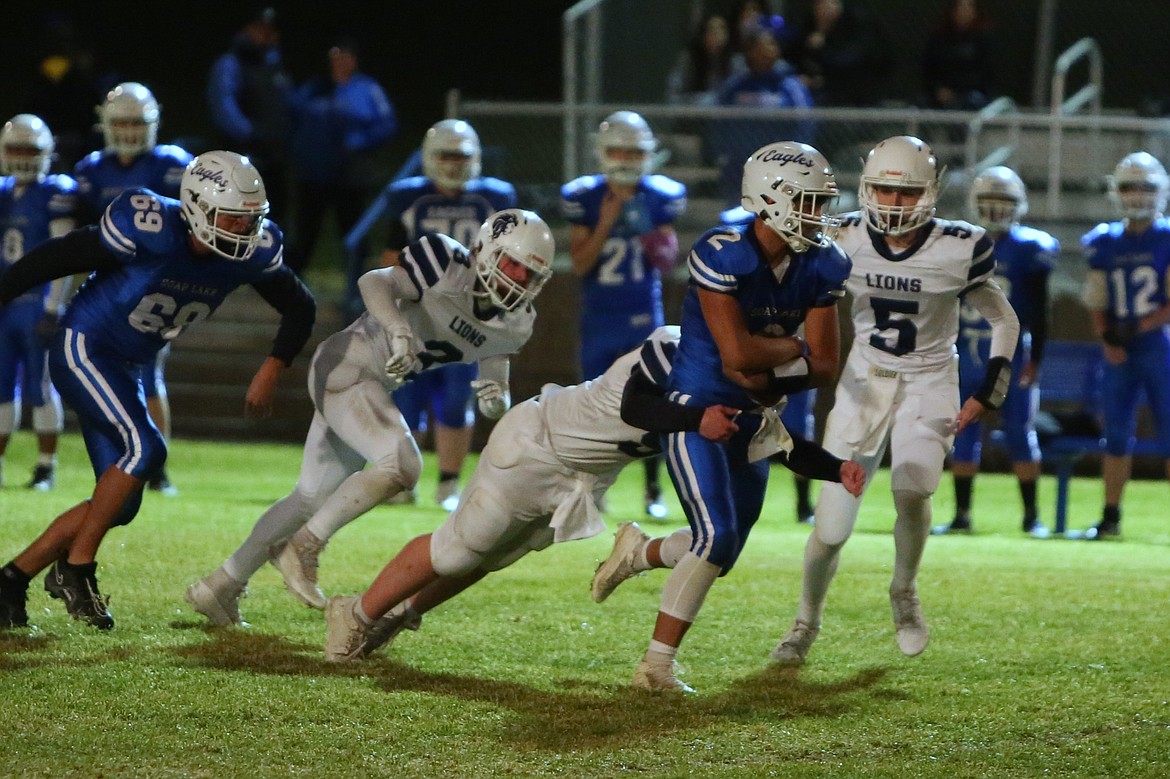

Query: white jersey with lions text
836;212;996;373
327;233;536;393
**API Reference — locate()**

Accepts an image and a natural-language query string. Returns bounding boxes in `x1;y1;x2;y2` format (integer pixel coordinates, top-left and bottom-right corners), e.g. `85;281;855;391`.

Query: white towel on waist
549;471;606;543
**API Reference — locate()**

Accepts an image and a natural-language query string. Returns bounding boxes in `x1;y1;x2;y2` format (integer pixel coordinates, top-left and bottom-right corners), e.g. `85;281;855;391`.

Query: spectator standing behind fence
379;119;516;512
789;0;892;107
934;166;1057;539
561;111;687;520
711;29;815;203
73;82;194;497
922;0;996;112
207;7;292;223
1078;152;1170;541
0;115;76;492
285;39;397;277
730;0;795;55
666;13;743;106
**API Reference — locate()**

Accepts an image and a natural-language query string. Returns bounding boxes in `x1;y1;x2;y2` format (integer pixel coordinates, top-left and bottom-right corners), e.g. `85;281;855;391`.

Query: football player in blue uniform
561;111;687;520
0;114;77;491
595;141;863;692
1079;152;1170;540
73;82;195;496
379;119;516;511
0;151;316;630
934;166;1057;538
721;204;819;523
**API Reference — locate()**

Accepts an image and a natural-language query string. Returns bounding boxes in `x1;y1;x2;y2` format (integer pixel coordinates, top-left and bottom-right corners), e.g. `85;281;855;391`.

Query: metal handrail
1048;37;1103;216
964;96;1020;173
562;0;608;184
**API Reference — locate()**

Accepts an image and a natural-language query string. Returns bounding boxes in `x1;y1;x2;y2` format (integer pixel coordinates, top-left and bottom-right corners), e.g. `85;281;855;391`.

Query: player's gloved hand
35;312;60;348
471;378;508;419
1102;319;1140;348
384;327;417;381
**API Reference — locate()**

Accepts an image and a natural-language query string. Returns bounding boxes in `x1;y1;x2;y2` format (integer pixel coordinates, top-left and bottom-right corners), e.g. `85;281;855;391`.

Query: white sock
223;491;314;583
353;598;374;626
37;453;57;467
646;639;678;662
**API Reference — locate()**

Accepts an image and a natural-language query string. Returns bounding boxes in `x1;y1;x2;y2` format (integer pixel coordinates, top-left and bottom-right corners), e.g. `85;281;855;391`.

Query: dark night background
0;1;579;166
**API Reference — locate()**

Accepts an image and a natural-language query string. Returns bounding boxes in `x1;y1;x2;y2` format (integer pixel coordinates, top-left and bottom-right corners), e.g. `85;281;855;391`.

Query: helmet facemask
1109;152;1168;222
99;83;160;158
472;210;554;311
180;151;269;261
422;119;482;191
0;114;54;183
596;111;656;187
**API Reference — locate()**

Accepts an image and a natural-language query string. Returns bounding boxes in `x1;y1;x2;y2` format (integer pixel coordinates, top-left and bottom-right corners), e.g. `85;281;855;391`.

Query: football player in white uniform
771;136;1020;667
321;327;742;662
186;209;555;626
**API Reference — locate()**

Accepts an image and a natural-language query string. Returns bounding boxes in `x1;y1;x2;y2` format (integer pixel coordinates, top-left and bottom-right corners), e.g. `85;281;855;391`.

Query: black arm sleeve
250;266;317;366
775;435;845;482
0;226;116;304
1025;270;1049;364
620;367;706;433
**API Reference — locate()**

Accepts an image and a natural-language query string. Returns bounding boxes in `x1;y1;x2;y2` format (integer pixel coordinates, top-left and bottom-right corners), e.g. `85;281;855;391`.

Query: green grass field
2;433;1169;778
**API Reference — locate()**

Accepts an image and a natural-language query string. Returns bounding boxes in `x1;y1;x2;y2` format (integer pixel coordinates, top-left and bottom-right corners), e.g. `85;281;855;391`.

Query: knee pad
32;396;64;434
430;514;487;578
659;552;722;623
812;481;863;548
370;433;422;492
0;401;18;435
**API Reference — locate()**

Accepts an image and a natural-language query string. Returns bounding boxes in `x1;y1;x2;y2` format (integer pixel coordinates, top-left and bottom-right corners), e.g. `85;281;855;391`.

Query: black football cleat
26;464;55;491
44;561;114;629
0;583;29;629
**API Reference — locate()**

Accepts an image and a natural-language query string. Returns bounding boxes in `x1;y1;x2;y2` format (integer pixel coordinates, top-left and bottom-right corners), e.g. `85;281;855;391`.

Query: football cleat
1084;519;1121;541
147;470;179;496
364;601;423;655
770;619;820;667
931;515;971;535
0;577;29;629
890;587;929;656
384;485;419;506
631;658;695;694
185;569;247;626
270;528;327;609
435;479;460;512
27;464;55;491
1023;517;1050;539
590;522;650;603
44;560;114;629
325;595;372;662
644;487;668;520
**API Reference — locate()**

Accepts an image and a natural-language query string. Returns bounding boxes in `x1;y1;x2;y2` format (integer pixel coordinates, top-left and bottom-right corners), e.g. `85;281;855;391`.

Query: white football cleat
590;522;650;603
770;619;820;667
890;587;929;656
631;658;695;694
185;568;247;627
435;479;460;512
271;527;327;609
384;485;419;506
325;595;371;662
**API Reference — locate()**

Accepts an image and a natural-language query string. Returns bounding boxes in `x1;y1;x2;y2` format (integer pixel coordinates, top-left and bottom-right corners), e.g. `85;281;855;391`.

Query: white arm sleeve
966;280;1020;360
357;266;416;336
1081;269;1108;311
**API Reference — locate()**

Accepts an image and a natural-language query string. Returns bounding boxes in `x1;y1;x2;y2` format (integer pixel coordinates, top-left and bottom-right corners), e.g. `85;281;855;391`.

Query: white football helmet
99;82;160;157
0;114;54;183
969;165;1027;232
859;135;939;235
179;151;269;261
596;110;656;186
422;118;481;191
472;209;555;311
741;141;840;253
1108;151;1168;222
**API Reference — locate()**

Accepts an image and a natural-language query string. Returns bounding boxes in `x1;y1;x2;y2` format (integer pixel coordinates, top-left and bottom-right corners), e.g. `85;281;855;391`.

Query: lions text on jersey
836;212;996;373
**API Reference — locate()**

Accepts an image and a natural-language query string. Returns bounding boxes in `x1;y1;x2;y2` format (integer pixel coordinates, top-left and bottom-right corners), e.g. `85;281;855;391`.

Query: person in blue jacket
286;38;397;276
